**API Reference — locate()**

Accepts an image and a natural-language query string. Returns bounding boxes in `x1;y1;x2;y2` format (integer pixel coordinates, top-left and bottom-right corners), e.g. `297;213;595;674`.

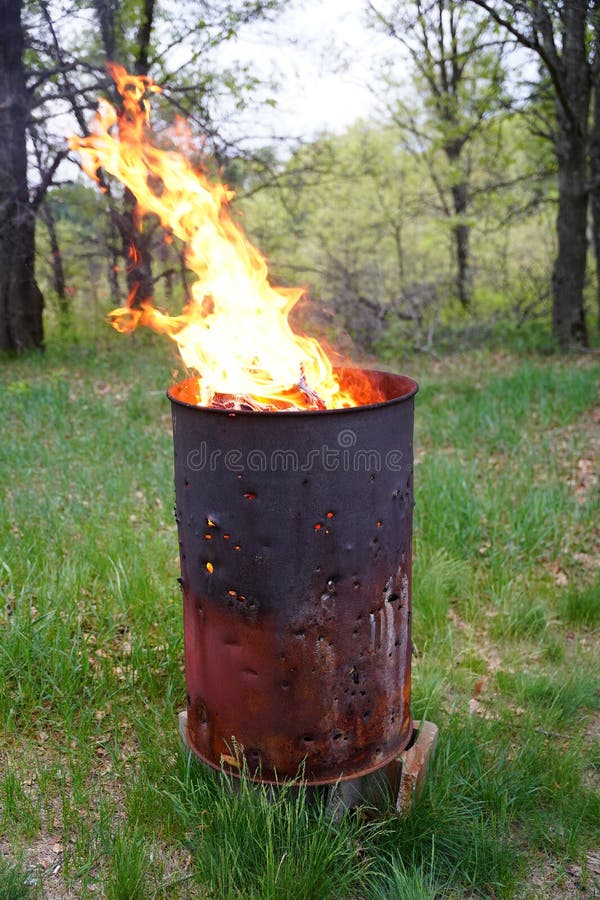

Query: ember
69;65;365;411
210;365;327;411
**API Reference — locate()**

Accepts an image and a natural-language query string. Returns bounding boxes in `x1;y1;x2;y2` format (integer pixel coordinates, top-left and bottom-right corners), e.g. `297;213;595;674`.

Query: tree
369;0;507;309
92;0;159;309
239;125;449;352
468;0;592;349
0;0;44;350
0;0;286;350
82;0;284;313
590;13;600;330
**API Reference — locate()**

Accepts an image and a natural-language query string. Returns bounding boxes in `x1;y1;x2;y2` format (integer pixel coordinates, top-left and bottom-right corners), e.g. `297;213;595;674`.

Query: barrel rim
167;367;418;417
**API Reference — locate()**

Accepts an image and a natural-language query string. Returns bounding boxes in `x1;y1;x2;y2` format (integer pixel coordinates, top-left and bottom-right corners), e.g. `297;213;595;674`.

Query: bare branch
31;150;67;210
466;0;581;130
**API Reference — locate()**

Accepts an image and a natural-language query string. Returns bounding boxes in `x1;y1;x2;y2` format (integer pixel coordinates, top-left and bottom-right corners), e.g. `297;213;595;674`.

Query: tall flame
69;64;355;410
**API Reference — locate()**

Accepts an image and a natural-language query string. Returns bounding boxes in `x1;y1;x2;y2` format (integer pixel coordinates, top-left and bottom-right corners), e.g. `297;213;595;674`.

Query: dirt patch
521;849;600;899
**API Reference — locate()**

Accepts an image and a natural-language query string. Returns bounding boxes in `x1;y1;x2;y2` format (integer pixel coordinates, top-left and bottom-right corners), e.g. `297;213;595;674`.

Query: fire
68;64;359;410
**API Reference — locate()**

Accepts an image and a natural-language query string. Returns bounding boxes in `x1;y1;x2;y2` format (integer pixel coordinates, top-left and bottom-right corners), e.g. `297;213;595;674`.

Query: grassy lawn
0;333;599;898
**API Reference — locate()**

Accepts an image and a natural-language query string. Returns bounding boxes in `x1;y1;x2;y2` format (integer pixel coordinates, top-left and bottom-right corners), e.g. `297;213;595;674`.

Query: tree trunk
591;15;600;331
445;139;472;309
451;181;472;308
94;0;157;311
40;201;69;326
114;197;154;306
590;138;600;331
124;0;156;308
0;0;44;351
552;117;589;349
550;0;590;350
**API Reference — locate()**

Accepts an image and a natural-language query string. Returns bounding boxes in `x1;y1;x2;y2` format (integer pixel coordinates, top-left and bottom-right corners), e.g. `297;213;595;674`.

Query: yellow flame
69;64;356;410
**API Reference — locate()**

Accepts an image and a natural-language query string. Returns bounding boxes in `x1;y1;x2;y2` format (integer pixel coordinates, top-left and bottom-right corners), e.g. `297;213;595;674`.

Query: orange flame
69;64;357;410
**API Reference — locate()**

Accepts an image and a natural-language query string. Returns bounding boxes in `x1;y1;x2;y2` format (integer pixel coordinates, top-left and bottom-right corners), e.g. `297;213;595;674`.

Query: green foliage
27;2;574;355
26;0;288;344
241;123;448;348
237;112;561;355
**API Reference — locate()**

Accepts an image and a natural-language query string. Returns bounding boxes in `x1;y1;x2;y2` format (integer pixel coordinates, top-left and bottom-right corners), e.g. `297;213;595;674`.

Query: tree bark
590;9;600;331
551;2;590;349
114;200;154;306
40;201;69;326
450;180;472;308
125;0;156;308
106;214;122;306
552;121;589;348
0;0;44;351
590;139;600;331
94;0;157;310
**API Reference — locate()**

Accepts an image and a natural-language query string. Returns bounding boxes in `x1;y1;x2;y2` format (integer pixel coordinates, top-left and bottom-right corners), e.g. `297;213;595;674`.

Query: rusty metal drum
169;368;418;784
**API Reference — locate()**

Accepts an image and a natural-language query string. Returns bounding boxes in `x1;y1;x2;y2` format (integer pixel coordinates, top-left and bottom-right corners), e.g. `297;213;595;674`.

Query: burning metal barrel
170;367;417;784
69;66;423;788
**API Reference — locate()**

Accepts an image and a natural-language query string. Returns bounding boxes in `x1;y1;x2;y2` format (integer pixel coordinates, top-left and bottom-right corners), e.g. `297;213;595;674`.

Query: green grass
558;575;600;627
102;824;151;900
168;756;374;898
0;856;38;899
0;332;599;896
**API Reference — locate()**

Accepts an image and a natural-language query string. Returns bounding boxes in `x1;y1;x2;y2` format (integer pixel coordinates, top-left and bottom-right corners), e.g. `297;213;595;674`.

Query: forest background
2;0;600;358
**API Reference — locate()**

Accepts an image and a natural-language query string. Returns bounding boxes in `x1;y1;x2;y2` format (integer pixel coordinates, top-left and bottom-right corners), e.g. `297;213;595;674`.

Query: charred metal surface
168;368;418;784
